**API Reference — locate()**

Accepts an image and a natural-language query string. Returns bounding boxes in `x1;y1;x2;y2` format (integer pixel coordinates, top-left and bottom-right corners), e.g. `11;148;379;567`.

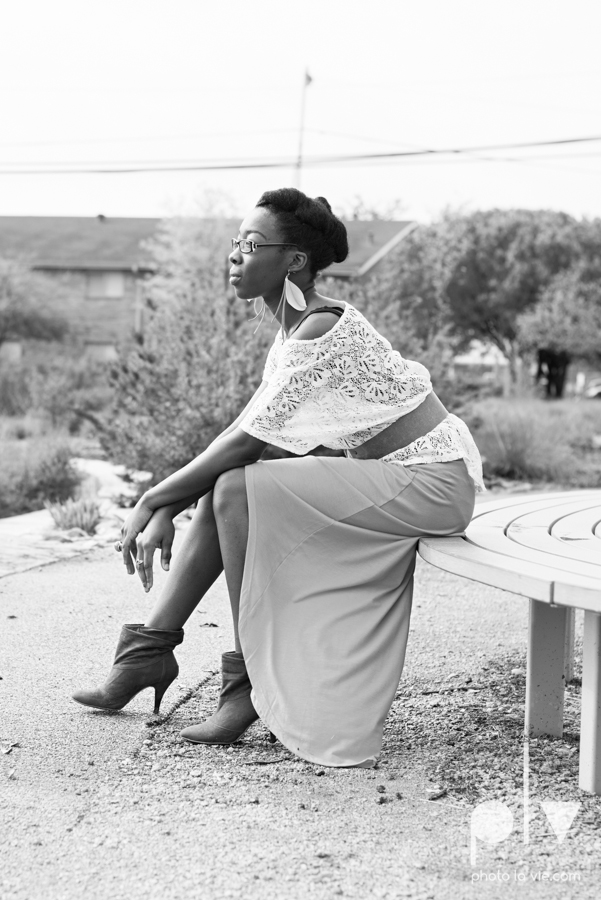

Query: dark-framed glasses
231;238;296;254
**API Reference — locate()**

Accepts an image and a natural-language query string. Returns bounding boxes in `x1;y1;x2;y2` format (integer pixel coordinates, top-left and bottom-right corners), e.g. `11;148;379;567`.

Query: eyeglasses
231;238;296;254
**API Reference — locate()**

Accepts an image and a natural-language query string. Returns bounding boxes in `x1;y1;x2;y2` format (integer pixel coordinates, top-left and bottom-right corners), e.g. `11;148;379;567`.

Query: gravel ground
1;535;599;899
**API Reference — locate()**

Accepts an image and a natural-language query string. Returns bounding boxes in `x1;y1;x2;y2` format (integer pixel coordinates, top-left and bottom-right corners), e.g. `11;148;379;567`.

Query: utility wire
1;135;601;175
0;127;297;150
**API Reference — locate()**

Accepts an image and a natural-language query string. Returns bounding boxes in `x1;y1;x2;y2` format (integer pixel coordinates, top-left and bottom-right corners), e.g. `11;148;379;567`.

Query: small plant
0;441;81;517
44;497;101;534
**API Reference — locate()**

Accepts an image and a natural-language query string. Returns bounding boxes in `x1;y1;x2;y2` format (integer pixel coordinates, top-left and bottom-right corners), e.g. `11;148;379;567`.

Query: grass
0;417;82;517
44;496;101;534
468;398;601;487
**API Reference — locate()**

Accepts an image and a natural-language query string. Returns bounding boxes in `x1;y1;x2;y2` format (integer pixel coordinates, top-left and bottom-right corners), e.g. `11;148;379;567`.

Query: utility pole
294;69;312;189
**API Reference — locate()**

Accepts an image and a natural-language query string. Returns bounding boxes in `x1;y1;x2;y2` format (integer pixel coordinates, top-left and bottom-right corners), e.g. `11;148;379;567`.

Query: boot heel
153;676;175;714
73;624;183;713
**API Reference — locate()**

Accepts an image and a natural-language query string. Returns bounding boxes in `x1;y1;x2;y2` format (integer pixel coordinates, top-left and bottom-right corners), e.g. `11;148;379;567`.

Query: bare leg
145;492;224;630
212;469;249;653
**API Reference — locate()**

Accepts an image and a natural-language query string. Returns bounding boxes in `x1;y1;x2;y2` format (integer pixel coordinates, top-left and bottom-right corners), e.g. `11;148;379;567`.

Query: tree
367;208;600;392
444;209;581;382
0;256;67;347
375;212;468;349
518;266;601;397
100;215;277;481
336;196;407;221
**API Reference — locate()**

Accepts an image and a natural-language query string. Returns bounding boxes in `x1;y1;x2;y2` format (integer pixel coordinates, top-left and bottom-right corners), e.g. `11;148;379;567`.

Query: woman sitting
73;188;483;769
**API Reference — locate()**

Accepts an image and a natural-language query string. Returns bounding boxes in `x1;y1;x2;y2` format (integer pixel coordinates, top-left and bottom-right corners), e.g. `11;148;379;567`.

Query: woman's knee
190;490;216;528
213;468;247;518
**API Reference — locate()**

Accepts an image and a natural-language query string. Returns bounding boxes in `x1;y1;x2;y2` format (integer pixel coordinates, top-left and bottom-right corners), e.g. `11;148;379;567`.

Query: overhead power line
0;127;297;150
1;135;601;175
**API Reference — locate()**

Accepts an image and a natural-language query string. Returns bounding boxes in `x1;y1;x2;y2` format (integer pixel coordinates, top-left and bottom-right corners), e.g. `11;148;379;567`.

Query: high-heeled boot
72;623;184;714
180;651;259;744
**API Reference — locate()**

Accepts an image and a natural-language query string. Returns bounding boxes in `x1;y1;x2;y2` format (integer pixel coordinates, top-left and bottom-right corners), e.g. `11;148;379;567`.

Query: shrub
0;440;81;517
44;497;101;534
469;398;601;486
0;255;68;346
25;353;112;433
518;266;601;363
100;216;276;482
0;366;31;416
0;349;113;435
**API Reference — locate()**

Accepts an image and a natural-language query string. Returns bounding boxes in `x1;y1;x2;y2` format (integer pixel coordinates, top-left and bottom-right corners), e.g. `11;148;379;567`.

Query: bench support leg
564;607;576;683
526;600;567;737
579;611;601;794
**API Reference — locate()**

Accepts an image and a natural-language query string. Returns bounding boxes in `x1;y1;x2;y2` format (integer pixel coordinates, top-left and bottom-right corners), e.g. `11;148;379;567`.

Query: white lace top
240;303;485;491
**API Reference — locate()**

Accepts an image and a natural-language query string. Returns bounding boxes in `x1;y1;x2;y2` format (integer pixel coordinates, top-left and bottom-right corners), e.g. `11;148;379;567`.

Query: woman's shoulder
291;305;346;341
290;302;385;349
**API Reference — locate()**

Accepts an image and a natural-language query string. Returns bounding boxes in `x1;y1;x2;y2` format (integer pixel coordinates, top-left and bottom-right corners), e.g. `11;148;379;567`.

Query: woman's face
228;207;298;301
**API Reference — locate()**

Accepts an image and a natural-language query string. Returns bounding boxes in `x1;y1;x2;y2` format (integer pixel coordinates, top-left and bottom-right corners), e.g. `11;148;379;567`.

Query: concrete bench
418;490;601;794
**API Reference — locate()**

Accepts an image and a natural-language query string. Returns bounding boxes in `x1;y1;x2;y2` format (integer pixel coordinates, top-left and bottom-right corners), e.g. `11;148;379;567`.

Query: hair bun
314;196;333;213
256;187;349;273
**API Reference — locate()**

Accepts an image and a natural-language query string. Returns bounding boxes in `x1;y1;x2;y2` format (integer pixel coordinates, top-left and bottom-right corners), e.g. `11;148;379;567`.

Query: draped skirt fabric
239;457;475;768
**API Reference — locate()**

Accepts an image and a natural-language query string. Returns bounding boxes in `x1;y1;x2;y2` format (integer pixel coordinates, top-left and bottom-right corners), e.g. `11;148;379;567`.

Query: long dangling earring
276;271;307;337
271;271;308;337
248;297;266;335
284;273;307;311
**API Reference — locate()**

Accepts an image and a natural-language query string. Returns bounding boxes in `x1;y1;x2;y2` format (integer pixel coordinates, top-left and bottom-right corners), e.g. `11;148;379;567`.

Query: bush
517;266;601;364
44;497;101;534
0;366;31;416
0;255;68;346
100;216;277;482
26;353;112;433
469;398;601;486
0;349;113;435
0;440;81;517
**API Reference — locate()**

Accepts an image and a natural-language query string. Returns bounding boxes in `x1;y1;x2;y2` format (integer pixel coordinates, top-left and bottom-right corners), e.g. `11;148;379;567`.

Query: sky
1;0;601;223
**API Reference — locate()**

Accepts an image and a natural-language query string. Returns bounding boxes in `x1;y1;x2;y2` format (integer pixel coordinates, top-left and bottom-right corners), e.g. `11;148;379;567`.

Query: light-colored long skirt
239;457;475;768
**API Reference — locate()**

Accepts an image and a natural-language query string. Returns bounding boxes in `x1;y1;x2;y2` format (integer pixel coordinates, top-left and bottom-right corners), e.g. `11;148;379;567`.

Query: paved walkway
0;458;134;578
0;507;115;578
1;498;598;899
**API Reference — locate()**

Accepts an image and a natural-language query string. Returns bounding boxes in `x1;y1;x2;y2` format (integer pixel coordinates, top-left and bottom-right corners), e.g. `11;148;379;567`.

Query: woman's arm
159;380;270;511
119;381;270;582
143;381;271;522
146;428;265;509
209;380;269;445
120;427;266;574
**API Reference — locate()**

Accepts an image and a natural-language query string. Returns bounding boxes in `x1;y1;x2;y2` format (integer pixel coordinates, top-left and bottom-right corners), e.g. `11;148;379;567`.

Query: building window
87;271;125;299
84;342;118;362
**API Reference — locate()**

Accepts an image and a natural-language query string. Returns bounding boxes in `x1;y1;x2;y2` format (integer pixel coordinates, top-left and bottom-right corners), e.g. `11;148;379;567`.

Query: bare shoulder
291;303;346;342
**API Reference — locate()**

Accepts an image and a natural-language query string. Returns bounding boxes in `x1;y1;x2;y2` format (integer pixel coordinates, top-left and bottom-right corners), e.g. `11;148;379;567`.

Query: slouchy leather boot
180;651;259;744
72;623;184;714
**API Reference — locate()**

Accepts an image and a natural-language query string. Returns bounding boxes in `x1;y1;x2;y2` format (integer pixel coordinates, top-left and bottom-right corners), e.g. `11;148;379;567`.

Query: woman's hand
119;497;155;578
129;507;176;593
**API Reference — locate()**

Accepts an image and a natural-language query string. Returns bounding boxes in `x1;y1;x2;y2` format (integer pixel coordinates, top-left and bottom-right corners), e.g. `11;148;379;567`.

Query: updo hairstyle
256;188;349;276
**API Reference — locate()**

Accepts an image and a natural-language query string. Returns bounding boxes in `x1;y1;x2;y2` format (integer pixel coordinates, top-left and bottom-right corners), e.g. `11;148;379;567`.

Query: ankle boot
72;623;184;714
180;651;258;744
